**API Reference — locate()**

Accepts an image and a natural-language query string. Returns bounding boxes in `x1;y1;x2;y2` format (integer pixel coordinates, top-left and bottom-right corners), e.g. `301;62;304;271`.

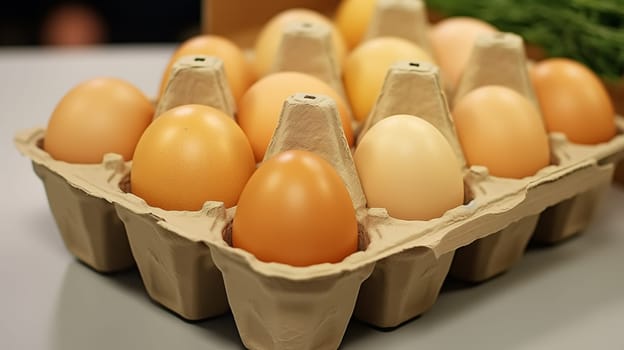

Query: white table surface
1;46;623;350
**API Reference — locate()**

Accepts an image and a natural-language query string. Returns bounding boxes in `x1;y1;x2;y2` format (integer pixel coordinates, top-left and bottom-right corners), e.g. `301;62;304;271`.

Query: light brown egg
334;0;377;49
233;150;358;266
531;58;616;144
453;86;550;179
131;104;255;211
355;115;464;220
44;77;154;163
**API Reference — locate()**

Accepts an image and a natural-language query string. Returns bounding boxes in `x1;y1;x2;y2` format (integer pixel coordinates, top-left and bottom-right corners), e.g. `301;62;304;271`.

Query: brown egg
453;86;550;179
232;150;358;266
131;104;255;211
237;71;354;162
253;8;347;77
334;0;377;49
44;77;154;163
159;35;252;104
531;58;616;144
429;17;497;92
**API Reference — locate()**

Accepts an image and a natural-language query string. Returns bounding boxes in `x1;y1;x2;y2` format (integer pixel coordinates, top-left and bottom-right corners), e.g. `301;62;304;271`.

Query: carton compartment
450;214;539;282
354;248;454;328
34;162;134;272
156;55;237;118
532;181;610;244
210;241;375;350
115;176;229;320
30;135;134;273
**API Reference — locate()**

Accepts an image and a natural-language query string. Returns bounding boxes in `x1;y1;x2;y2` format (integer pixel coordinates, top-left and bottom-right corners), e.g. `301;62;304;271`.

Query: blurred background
0;0;200;46
1;0;620;112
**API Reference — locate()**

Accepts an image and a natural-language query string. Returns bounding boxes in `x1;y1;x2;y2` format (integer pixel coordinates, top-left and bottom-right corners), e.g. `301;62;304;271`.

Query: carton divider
155;55;236;118
363;0;432;54
264;93;366;211
359;61;466;168
452;32;538;107
271;21;347;99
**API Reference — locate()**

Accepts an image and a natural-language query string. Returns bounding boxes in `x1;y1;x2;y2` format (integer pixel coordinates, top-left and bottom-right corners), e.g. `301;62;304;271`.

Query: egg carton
15;2;624;350
15;99;622;350
14;69;624;350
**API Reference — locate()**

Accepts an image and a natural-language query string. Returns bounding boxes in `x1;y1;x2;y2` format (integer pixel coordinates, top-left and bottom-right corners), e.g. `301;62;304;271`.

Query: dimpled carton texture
14;0;624;349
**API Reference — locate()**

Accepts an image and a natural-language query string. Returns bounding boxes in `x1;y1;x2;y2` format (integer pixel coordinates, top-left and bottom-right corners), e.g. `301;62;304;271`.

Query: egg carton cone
452;32;538;107
14;129;134;273
155;55;236;118
357;61;464;165
363;0;432;54
270;21;347;100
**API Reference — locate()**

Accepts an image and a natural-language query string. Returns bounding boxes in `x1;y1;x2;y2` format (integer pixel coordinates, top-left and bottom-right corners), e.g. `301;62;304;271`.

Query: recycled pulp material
15;2;624;349
155;55;237;118
363;0;432;54
270;21;346;99
16;64;624;349
452;32;538;107
15;133;134;273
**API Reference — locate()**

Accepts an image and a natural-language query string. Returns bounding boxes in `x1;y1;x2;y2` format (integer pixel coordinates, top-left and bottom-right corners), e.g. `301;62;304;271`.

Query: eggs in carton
14;0;624;349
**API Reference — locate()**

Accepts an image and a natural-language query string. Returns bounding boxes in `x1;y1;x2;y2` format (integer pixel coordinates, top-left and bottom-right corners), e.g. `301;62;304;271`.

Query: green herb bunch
426;0;624;81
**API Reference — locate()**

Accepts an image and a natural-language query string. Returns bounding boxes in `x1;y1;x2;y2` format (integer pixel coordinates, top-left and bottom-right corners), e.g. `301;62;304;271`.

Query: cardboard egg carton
14;1;624;350
14;63;624;350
